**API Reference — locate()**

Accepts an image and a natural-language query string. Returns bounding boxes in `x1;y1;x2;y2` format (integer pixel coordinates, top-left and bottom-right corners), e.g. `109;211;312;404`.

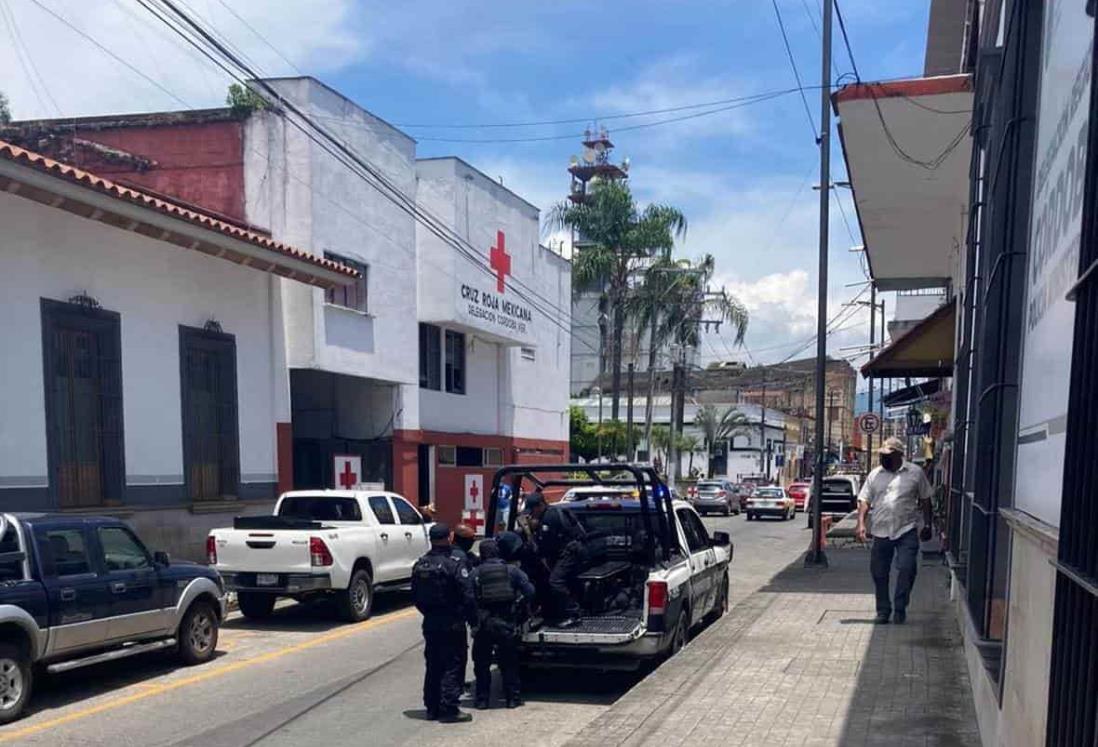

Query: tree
678;433;702;476
0;92;11;125
569;405;598;461
226;83;269;115
649;424;672;471
695;405;751;478
629;253;749;473
549;181;686;421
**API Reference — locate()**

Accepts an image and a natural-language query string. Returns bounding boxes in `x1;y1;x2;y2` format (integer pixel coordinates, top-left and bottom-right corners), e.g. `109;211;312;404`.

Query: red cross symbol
468;481;479;502
462;510;485;535
489;230;511;293
338;461;357;489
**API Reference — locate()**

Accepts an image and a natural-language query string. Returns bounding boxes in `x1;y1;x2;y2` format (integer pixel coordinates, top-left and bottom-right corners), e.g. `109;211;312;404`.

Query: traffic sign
859;413;882;435
464;474;484;512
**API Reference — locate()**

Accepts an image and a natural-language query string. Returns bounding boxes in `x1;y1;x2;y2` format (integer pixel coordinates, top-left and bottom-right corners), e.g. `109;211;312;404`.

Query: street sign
333;455;363;490
464;474;484;512
859;413;882;435
462;509;485;536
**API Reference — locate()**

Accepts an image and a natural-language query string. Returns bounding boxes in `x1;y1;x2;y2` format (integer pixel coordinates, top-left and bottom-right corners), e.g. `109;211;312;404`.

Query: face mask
880;453;902;472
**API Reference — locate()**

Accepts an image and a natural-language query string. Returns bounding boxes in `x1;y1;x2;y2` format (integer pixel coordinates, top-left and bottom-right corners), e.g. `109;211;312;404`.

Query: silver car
691;480;739;516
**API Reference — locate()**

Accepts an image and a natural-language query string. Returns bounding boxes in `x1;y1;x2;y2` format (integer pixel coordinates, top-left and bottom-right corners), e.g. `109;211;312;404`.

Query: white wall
244;78;419;393
0;192;281;492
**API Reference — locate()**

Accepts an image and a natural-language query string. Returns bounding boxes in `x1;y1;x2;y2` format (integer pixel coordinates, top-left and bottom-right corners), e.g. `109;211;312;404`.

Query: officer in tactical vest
469;537;536;709
524;492;587;626
411;523;477;723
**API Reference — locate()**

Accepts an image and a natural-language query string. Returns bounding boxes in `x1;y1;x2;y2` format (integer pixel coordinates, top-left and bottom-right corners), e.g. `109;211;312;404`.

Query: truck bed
536;612;643;636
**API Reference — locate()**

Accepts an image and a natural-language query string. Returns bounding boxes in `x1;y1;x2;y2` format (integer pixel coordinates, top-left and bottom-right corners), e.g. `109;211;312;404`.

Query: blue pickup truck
0;513;225;723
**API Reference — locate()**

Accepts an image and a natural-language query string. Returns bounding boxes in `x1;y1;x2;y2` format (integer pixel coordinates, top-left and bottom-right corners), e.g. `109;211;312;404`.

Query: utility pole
807;0;832;568
879;298;887;427
668;358;681;488
760;372;768;481
626;363;635;460
866;283;876;473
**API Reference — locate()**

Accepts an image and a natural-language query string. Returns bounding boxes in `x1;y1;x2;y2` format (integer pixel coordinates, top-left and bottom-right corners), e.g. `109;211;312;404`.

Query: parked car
745;486;796;521
208;490;429;622
691;480;740;516
787;482;812;512
0;513;225;723
488;464;732;671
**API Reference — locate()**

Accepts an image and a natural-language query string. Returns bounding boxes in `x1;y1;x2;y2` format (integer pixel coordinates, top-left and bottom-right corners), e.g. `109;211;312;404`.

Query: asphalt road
0;510;812;747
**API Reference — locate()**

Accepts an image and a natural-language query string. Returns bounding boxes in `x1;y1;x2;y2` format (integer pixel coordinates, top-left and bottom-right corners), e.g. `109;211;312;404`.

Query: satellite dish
582;148;596;164
569;155;579;167
593;141;606;154
622;156;631;172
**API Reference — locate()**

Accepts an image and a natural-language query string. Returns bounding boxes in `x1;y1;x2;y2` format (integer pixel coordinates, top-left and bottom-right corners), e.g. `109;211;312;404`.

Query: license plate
256;573;279;587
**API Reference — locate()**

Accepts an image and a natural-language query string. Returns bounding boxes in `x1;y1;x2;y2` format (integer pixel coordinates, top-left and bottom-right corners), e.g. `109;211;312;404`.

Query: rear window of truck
278;497;362;521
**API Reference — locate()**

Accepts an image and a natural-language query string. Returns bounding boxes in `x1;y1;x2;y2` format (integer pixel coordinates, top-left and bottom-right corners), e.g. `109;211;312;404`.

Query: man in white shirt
856;437;933;624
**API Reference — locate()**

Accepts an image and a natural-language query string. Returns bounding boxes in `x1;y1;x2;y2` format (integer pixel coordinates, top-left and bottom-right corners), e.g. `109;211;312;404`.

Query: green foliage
0;92;11;125
226;83;269;115
569;405;598;460
695;405;751;477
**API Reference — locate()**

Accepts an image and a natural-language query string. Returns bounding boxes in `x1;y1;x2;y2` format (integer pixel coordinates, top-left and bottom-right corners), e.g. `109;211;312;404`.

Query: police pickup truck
0;513;224;723
487;464;732;671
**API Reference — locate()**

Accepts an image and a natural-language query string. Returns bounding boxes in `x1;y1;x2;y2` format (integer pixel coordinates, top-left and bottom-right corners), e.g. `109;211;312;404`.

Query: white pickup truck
487;464;733;671
208;490;430;622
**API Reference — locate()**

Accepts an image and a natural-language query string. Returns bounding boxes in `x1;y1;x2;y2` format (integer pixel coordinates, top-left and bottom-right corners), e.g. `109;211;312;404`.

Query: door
366;495;400;582
42;301;125;508
416;445;431;506
180;326;239;501
94;525;168;641
36;525;112;656
675;509;718;617
391;495;429;575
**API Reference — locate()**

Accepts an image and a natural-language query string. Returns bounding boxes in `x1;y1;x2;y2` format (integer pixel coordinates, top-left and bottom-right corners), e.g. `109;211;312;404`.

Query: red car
787;482;812;512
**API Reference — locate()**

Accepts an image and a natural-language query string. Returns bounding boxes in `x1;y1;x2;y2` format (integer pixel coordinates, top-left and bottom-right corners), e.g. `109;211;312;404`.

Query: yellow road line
0;608;419;742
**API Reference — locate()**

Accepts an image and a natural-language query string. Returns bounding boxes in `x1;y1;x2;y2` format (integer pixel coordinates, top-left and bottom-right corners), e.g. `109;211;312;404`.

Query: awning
862;302;955;379
882;379;943;407
834;75;973;291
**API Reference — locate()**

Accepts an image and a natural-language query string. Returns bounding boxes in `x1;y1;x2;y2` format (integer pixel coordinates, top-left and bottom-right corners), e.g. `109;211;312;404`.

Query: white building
0;138;356;558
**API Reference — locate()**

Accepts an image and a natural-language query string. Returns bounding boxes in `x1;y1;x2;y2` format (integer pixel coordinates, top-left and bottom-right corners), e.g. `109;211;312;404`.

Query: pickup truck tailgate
213;529;314;572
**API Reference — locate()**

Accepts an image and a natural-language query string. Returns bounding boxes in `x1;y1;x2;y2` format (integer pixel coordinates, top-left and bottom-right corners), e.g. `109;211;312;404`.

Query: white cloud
0;0;365;119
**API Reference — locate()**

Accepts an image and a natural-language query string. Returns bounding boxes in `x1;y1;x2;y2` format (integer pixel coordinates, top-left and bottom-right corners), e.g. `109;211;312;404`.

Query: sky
0;0;932;381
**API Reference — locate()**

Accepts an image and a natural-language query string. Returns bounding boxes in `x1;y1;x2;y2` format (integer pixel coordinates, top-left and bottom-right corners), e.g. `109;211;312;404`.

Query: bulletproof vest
475;563;515;611
412;554;454;614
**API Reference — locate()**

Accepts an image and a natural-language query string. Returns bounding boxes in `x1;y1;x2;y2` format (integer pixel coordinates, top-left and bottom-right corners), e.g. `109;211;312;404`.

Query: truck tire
704;575;729;625
178;600;220;666
237;591;276;620
336;568;373;623
0;643;32;724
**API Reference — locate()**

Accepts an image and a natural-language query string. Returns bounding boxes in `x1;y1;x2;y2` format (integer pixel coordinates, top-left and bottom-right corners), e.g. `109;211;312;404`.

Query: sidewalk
568;544;981;747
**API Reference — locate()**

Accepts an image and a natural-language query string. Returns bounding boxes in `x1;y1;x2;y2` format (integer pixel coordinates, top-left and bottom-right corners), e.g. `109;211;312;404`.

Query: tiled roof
0;138;358;282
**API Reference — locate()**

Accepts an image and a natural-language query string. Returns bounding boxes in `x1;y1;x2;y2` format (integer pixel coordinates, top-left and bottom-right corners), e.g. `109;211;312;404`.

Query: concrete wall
243;78;419;393
0;191;285;557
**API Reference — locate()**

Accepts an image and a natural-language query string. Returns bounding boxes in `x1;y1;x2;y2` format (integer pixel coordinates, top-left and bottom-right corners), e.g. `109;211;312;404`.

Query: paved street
0;512;811;746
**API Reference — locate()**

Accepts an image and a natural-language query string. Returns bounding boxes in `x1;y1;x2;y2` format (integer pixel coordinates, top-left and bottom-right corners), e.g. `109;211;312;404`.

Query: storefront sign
458;231;535;339
333;455;363;490
464;473;484;512
1014;0;1092;527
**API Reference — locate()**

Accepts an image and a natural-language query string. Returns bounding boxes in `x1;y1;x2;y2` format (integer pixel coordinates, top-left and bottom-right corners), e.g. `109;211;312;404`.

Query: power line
832;0;861;82
770;0;817;141
1;0;61;115
214;0;303;75
139;0;578;337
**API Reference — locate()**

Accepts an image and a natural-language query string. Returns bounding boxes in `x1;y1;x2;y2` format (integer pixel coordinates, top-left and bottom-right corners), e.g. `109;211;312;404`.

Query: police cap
428;522;451;541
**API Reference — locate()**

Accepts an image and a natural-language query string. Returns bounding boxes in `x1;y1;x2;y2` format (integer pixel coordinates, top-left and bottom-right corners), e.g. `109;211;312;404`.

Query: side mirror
153;550;171;566
711;531;731;547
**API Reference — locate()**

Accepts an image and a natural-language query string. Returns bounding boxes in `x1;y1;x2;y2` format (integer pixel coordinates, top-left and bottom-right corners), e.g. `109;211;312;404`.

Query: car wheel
0;644;31;725
237;591;276;620
665;610;690;660
178;599;219;665
336;568;374;623
704;575;729;625
746;512;754;521
722;504;730;517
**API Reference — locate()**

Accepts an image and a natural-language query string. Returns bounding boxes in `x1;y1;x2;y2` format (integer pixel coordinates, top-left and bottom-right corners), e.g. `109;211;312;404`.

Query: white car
745;486;796;521
208;490;430;622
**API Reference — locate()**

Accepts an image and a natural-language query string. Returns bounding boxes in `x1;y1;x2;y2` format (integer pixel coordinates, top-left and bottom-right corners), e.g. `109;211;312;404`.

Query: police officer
524;492;587;626
411;523;477;723
469;538;536;709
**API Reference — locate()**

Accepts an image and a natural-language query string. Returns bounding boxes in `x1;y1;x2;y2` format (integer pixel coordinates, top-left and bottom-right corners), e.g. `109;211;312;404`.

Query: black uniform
411;545;477;719
538;505;587;621
469;546;536;706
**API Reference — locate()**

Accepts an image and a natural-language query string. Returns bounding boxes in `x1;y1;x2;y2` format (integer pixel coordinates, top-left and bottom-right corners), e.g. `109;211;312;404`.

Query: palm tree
649;424;672;471
550;181;686;421
629;253;749;469
695;405;752;478
678;433;702;476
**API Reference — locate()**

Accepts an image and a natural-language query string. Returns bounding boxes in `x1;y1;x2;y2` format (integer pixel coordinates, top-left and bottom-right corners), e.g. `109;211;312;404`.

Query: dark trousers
870;529;919;616
472;620;520;701
423;628;467;716
548;541;586;620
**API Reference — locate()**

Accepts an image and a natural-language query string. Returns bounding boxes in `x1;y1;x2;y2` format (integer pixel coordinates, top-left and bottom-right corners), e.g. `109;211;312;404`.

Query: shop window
438;446;456;466
484;447;503;466
445;330;466;394
419;324;441;391
324;252;368;313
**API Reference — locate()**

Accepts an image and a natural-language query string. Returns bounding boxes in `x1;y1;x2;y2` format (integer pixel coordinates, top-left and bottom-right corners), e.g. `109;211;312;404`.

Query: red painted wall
66;121;247;223
391;430;568;529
